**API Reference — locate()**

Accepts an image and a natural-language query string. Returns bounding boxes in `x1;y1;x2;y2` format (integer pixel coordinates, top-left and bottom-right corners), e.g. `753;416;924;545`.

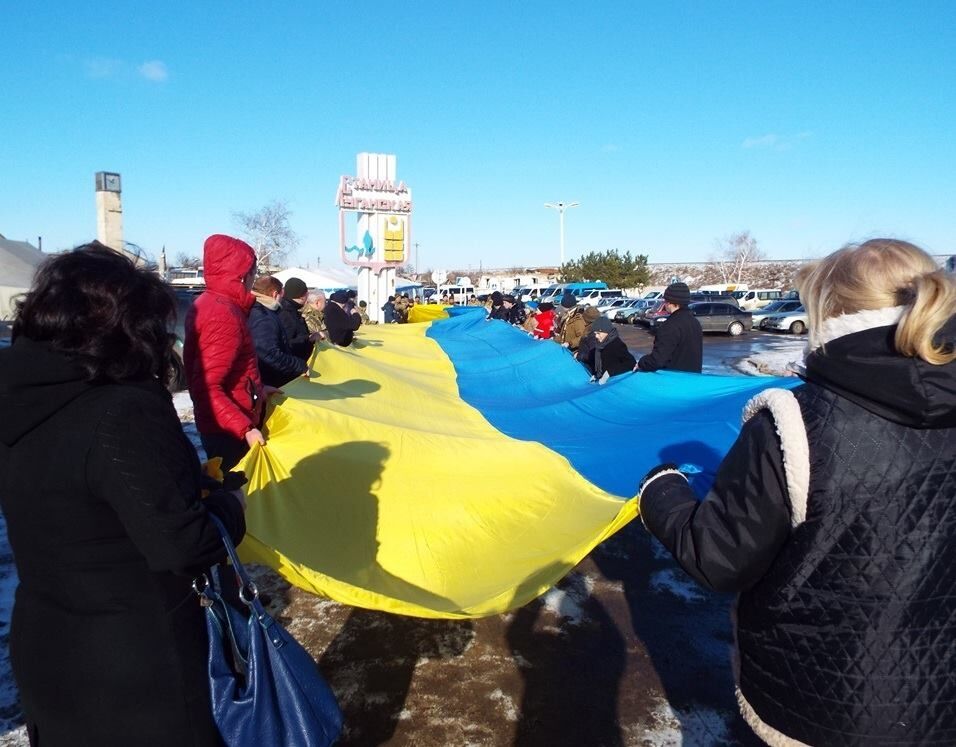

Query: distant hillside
647;260;804;290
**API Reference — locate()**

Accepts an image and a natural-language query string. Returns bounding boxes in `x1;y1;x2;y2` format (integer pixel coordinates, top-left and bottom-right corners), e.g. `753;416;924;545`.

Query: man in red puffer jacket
184;234;273;469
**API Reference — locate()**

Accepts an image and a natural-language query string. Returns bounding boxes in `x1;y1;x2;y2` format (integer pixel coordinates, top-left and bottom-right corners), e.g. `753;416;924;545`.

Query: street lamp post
544;201;580;267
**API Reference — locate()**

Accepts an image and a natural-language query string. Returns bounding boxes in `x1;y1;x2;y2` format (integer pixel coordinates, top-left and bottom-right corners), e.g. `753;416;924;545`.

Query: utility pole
544;201;580;267
414;242;421;276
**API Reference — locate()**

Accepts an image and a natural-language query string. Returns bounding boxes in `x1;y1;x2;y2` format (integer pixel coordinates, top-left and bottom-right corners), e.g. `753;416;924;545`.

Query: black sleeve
251;314;307;378
86;391;246;575
637;320;680;372
280;308;309;351
639;409;792;592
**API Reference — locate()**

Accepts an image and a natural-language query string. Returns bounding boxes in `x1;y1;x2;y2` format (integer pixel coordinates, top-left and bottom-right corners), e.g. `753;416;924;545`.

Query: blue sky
1;2;954;271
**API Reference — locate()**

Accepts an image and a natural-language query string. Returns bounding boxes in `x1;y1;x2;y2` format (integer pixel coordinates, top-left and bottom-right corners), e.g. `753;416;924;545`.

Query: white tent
396;276;423;292
1;237;45;320
271;267;356;291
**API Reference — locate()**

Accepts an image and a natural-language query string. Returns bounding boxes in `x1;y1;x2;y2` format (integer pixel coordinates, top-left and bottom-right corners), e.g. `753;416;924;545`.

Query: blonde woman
639;239;956;746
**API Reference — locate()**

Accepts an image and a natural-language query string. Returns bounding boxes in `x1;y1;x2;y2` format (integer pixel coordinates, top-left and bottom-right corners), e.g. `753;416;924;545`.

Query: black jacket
636;306;702;373
324;300;362;346
507;303;527;326
278;296;314;362
579;333;636;378
640;316;956;745
0;337;245;746
248;300;308;387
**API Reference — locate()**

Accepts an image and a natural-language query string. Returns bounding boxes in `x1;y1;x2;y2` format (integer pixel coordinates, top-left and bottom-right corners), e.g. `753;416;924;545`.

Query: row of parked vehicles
594;292;809;337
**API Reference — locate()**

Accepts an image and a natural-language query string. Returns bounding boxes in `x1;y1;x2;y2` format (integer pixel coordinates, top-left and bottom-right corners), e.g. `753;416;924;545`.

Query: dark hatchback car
650;301;753;336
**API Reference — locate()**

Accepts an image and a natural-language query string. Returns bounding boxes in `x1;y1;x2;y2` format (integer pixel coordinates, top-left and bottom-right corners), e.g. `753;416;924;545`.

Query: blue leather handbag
195;515;343;746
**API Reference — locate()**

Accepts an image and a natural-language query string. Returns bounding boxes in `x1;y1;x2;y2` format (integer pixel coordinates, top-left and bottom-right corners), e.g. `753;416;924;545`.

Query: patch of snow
649;537;670;560
541;573;594;626
634;700;733;746
172;391;194;422
733;339;806;377
489;688;519;722
649;569;706;603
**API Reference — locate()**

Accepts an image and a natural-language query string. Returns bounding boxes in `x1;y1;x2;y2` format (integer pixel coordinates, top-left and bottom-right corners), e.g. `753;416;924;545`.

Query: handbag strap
205;513;287;649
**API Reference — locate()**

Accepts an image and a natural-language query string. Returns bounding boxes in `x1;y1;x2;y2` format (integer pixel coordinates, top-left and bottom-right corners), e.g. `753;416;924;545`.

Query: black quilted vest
737;382;956;746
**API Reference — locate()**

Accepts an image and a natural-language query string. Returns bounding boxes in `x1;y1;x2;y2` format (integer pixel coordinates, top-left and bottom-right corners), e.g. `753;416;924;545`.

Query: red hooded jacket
532;308;556;339
184;235;263;440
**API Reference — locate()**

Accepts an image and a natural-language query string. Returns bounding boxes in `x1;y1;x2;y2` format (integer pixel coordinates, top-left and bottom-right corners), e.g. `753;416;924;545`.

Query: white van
577;289;625;306
438;284;475;304
732;288;783;310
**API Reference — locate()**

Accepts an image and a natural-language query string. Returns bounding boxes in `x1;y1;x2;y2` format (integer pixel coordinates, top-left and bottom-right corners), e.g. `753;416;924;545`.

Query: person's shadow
505;564;626;747
591;439;762;745
259;442;474;745
290;379;381;402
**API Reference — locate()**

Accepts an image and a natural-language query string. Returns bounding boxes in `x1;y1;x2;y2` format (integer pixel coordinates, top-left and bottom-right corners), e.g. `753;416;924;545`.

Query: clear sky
1;2;954;272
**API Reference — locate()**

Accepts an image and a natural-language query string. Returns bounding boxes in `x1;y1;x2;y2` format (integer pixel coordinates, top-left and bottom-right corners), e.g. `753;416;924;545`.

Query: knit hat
560;292;577;309
538;302;555;312
359;300;367;308
329;290;349;303
583;306;601;322
502;294;516;304
590;316;614;333
663;282;691;306
491;291;503;304
283;277;308;300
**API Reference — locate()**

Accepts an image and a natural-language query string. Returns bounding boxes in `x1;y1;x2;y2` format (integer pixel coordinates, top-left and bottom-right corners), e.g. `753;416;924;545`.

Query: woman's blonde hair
796;239;956;364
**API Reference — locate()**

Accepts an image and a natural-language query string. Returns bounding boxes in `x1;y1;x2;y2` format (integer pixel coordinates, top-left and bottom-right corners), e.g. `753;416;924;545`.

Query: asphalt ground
615;320;805;374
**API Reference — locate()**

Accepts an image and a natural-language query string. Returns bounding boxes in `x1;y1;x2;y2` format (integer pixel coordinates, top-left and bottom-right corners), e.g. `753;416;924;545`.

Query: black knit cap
538;302;555;312
283;277;308;299
663;282;691;306
560;292;577;309
329;290;349;303
591;316;614;333
491;291;503;304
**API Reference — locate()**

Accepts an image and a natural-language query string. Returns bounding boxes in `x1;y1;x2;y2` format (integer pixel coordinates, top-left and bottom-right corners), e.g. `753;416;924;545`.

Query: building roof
0;237;45;288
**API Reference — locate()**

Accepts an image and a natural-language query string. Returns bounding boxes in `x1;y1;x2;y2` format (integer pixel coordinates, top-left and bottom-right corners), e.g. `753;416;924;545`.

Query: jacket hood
202;234;256;309
804;310;956;428
0;338;94;446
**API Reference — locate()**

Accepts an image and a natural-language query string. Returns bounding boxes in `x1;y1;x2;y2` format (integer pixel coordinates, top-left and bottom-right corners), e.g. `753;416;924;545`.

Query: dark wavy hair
13;242;179;384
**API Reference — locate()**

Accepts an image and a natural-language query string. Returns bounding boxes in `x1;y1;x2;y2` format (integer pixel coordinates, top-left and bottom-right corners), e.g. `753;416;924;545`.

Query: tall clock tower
95;171;124;252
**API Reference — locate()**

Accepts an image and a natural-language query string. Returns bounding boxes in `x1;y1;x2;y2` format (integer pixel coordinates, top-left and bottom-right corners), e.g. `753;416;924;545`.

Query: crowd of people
0;234;954;745
484;282;703;382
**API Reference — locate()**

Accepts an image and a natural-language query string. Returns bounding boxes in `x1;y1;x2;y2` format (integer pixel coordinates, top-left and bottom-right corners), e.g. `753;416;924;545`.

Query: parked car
689;292;739;307
596;298;634;317
637;300;669;327
651;301;752;336
170;288;201;391
752;299;803;321
614;300;652;323
761;306;809;334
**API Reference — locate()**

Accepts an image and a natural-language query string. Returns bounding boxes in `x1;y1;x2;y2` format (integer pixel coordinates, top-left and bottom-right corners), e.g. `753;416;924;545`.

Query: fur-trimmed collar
810;306;905;351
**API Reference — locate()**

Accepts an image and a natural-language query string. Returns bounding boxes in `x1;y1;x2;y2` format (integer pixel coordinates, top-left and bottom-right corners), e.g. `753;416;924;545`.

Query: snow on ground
733;337;807;377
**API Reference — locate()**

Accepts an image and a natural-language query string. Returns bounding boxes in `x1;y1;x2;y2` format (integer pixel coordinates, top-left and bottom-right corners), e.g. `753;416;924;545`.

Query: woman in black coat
0;244;245;746
578;317;636;380
639;240;956;745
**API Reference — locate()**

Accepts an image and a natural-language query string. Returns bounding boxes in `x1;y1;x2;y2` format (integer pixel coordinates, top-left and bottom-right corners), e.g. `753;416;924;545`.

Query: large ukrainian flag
238;307;796;618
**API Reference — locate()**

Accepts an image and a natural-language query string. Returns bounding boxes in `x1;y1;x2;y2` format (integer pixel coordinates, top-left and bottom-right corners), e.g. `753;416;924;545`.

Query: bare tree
233;200;299;270
711;231;766;285
176;252;202;269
